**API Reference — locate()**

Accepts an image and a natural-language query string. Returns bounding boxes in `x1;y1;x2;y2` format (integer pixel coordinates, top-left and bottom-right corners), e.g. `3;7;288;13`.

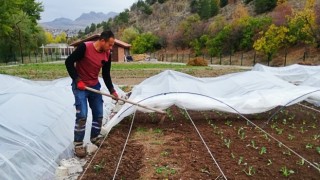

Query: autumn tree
253;24;289;64
286;0;318;46
271;2;293;26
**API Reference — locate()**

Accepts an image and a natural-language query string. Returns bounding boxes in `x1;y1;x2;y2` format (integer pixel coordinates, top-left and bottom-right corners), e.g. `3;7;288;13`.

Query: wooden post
241;52;243;66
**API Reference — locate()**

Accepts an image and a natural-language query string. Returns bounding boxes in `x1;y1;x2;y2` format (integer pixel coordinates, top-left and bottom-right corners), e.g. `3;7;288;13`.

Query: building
70;34;131;62
40;43;74;59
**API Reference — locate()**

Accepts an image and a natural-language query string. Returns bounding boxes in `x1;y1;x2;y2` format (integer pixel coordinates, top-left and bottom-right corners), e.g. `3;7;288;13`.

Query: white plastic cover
252;63;320;105
105;69;320;133
0;75;123;180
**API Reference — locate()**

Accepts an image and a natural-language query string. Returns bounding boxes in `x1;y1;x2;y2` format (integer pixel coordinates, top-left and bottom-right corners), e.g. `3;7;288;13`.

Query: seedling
160;151;169;157
275;128;284;135
259;147;267;155
238;156;244;165
296;158;305;166
289;123;296;129
280;166;294;177
282;150;291;156
243;166;255;176
93;158;106;173
316;147;320;154
261;134;271;142
313;134;320;140
267;159;272;166
282;119;287;125
155;165;176;176
238;127;246;140
305;143;313;149
166;109;175;121
288;134;295;140
224;138;231;148
153;128;163;134
247;140;258;149
231;152;236;159
225;120;232;127
309;124;317;129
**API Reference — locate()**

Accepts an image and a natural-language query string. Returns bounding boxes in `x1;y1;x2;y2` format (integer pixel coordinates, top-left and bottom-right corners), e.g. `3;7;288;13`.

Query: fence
1;48;319;66
0;51;69;66
147;49;320;66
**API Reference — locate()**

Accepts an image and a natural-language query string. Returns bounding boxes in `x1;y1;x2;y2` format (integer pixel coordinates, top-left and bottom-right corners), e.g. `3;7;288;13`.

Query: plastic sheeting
0;75;123;180
252;63;320;105
105;69;320;133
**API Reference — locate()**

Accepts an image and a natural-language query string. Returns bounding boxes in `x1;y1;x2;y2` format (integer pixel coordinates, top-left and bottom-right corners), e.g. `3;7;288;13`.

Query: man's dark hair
99;30;114;41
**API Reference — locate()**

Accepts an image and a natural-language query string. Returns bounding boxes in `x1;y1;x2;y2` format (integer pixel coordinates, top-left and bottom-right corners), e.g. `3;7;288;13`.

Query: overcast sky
38;0;137;22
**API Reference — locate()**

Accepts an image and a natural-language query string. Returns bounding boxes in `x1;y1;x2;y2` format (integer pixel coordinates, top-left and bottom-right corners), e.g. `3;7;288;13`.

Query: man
65;30;118;158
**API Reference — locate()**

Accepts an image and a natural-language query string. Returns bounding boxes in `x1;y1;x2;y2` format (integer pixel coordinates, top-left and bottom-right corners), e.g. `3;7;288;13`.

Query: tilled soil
80;104;320;179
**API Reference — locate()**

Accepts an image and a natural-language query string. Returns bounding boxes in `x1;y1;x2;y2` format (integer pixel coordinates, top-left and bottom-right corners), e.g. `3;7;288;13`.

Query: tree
121;27;140;44
206;25;232;57
286;0;318;46
199;0;211;20
90;23;96;33
210;0;219;17
220;0;228;8
132;32;159;53
190;0;199;13
253;24;289;64
239;16;272;51
271;2;293;26
178;14;202;47
254;0;277;14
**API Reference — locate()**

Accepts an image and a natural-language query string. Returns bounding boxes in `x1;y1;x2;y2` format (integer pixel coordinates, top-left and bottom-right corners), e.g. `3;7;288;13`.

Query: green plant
296;158;305;166
224;138;231;148
225;120;232;127
166;108;175;121
238;156;244;165
155;166;176;176
316;147;320;154
313;134;320;140
93;158;106;173
248;140;258;149
243;166;255;176
267;159;272;166
262;134;269;140
260;147;267;155
160;151;169;157
154;128;163;134
280;166;294;177
306;143;313;149
231;152;236;159
282;150;291;156
275;128;284;135
288;134;295;140
136;127;147;132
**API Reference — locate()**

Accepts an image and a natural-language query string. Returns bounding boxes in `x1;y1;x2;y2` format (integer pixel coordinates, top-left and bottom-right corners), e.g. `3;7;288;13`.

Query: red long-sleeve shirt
65;42;115;93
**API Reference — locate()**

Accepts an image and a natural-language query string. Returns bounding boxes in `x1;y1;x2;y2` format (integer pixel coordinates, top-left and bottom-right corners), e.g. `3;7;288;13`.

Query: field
79;104;320;179
1;62;319;179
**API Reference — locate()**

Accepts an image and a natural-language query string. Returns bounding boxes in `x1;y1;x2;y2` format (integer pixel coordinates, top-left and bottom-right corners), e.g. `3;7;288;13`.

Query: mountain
40;11;118;30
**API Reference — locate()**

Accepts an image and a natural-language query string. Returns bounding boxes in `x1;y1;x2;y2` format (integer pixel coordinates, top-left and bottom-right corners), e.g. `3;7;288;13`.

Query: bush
255;0;277;14
187;57;208;66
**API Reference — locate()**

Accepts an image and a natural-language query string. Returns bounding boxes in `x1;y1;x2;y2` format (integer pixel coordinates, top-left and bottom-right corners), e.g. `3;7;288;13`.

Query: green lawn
0;62;211;80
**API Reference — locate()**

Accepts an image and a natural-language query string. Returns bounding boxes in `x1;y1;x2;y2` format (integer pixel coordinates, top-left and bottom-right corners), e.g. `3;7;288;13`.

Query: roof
70;34;131;48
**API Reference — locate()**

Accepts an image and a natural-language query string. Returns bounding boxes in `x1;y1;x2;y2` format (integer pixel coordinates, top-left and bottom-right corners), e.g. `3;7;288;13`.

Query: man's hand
111;91;119;100
77;80;86;90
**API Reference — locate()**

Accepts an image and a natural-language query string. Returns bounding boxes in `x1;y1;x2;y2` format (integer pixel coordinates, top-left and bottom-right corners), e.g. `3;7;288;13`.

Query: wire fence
1;48;319;66
147;49;320;66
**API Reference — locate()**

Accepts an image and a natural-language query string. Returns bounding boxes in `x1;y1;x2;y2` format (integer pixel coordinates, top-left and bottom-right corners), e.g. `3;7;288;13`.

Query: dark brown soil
80;103;320;179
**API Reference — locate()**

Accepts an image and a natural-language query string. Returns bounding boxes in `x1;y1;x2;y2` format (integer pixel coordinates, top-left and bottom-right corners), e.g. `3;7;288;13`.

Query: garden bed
80;103;320;179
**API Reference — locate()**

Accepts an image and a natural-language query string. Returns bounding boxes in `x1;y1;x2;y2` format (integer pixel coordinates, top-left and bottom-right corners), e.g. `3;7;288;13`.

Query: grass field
0;61;250;81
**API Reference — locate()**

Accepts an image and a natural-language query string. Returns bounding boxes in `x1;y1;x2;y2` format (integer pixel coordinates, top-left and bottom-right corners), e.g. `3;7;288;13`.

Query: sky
38;0;137;22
